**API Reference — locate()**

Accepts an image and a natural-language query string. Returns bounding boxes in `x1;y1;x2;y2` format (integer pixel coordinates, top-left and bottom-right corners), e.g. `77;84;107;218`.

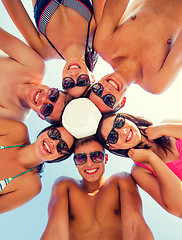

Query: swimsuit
135;138;182;181
34;0;93;59
0;144;36;193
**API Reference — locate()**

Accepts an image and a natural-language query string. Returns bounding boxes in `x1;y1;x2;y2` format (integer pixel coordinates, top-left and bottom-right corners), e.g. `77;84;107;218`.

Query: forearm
2;0;45;58
160;123;182;139
148;155;182;215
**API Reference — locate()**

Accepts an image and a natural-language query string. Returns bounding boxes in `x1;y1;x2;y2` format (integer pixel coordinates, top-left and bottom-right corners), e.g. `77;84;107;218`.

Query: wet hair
75;135;104;152
37;123;75;163
96;112;172;158
45;91;73;124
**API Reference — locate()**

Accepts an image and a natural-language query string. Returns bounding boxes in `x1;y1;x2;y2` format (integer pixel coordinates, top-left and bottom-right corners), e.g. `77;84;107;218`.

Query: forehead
101;115;116;140
57;126;74;148
89;92;113;113
75;140;103;154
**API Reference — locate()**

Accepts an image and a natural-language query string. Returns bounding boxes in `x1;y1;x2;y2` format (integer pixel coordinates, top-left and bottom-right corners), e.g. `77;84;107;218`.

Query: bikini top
135;138;182;181
0;144;36;193
34;0;93;59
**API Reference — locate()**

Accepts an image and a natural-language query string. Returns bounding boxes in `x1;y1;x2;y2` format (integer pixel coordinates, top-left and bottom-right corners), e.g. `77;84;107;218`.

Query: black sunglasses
62;74;90;89
106;114;125;146
90;83;116;108
47;127;69;155
40;88;60;117
74;151;104;165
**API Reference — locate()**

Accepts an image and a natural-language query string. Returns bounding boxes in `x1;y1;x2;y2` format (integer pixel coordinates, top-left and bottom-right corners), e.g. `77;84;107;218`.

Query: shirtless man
88;0;182;112
41;136;154;240
0;27;72;122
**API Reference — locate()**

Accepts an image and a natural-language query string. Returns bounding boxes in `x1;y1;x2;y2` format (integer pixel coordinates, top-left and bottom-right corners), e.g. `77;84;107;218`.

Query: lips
33;91;42;104
68;64;81;70
107;79;120;91
85;168;98;175
42;141;52;154
126;129;133;142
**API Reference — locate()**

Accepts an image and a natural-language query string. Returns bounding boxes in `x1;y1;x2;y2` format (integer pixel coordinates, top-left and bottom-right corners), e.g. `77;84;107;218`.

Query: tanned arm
41;177;70;240
117;172;154;240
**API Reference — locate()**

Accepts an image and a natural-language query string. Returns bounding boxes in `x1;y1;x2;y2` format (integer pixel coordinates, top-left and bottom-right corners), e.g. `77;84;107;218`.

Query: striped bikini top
0;144;36;193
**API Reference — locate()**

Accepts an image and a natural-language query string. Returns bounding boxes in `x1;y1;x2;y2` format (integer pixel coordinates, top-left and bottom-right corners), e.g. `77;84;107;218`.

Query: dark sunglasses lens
114;115;125;128
90;151;104;163
47;88;59;102
40;104;53;117
47;127;61;140
107;130;118;144
57;140;69;155
91;83;103;97
103;94;116;108
77;74;90;87
62;77;75;89
74;153;87;165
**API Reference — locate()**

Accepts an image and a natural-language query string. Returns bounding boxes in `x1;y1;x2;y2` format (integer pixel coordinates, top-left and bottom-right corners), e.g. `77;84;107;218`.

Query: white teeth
69;65;80;69
108;80;119;90
35;92;41;104
126;131;132;142
43;141;51;153
85;169;97;173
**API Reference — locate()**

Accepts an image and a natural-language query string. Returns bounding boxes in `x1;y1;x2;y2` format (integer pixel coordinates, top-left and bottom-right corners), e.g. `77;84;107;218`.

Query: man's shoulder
53;176;80;190
107;172;136;189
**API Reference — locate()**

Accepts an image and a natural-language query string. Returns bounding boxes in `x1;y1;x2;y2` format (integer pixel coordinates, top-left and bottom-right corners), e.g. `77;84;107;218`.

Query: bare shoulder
53;176;79;192
108;171;136;188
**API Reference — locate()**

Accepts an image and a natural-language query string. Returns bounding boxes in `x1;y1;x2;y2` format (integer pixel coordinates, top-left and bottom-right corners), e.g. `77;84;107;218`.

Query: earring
120;96;126;108
105;153;108;162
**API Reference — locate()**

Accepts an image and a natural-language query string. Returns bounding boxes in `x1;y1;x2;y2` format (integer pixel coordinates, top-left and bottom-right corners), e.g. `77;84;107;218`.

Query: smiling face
89;72;127;113
74;140;107;183
101;115;142;150
62;58;91;98
35;126;74;162
24;85;71;122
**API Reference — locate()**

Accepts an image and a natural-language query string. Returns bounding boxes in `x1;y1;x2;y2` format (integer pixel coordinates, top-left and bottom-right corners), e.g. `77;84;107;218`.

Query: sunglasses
62;74;90;89
106;114;125;146
74;151;104;165
40;88;60;117
47;127;69;155
90;83;116;108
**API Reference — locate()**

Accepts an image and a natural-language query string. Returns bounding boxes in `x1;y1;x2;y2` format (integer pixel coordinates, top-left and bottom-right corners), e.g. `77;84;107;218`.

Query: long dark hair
38;123;75;163
96;112;172;158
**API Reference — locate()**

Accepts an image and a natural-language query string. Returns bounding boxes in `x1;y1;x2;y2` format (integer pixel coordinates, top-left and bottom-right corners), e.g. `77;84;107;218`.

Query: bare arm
1;0;48;59
146;122;182;140
149;29;182;94
41;177;70;240
0;27;45;80
118;172;154;240
0;176;41;214
92;0;106;25
129;149;182;218
94;0;129;50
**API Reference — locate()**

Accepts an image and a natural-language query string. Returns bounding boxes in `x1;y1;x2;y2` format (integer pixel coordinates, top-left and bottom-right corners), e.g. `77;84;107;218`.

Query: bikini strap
0;144;27;149
12;167;37;179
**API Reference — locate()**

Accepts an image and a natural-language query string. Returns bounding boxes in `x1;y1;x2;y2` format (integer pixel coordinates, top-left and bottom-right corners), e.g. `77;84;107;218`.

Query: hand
128;148;154;163
145;125;164;140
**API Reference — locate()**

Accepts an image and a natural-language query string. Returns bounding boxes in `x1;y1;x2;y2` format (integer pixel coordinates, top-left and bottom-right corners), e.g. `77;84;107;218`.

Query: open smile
126;129;133;142
106;79;120;91
33;91;42;105
68;63;81;70
42;140;52;154
85;168;99;175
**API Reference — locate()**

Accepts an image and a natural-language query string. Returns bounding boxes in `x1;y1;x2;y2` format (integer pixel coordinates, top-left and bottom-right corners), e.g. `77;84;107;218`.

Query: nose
85;157;94;167
120;128;127;136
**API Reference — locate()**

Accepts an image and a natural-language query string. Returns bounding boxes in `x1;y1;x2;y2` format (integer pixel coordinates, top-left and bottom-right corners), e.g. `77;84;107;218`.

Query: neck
62;43;86;61
114;58;142;85
17;143;43;169
81;176;106;195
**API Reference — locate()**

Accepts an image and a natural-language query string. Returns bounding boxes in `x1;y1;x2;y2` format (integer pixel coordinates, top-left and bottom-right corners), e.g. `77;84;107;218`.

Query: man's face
24;85;70;122
74;140;107;183
62;58;91;98
89;72;127;113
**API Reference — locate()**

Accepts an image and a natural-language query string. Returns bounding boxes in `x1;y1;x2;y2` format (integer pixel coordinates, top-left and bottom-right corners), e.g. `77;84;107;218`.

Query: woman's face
62;58;91;98
36;126;74;161
101;115;142;150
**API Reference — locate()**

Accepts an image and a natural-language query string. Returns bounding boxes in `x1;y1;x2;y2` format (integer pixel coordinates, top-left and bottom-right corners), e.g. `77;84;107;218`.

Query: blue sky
0;1;182;239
